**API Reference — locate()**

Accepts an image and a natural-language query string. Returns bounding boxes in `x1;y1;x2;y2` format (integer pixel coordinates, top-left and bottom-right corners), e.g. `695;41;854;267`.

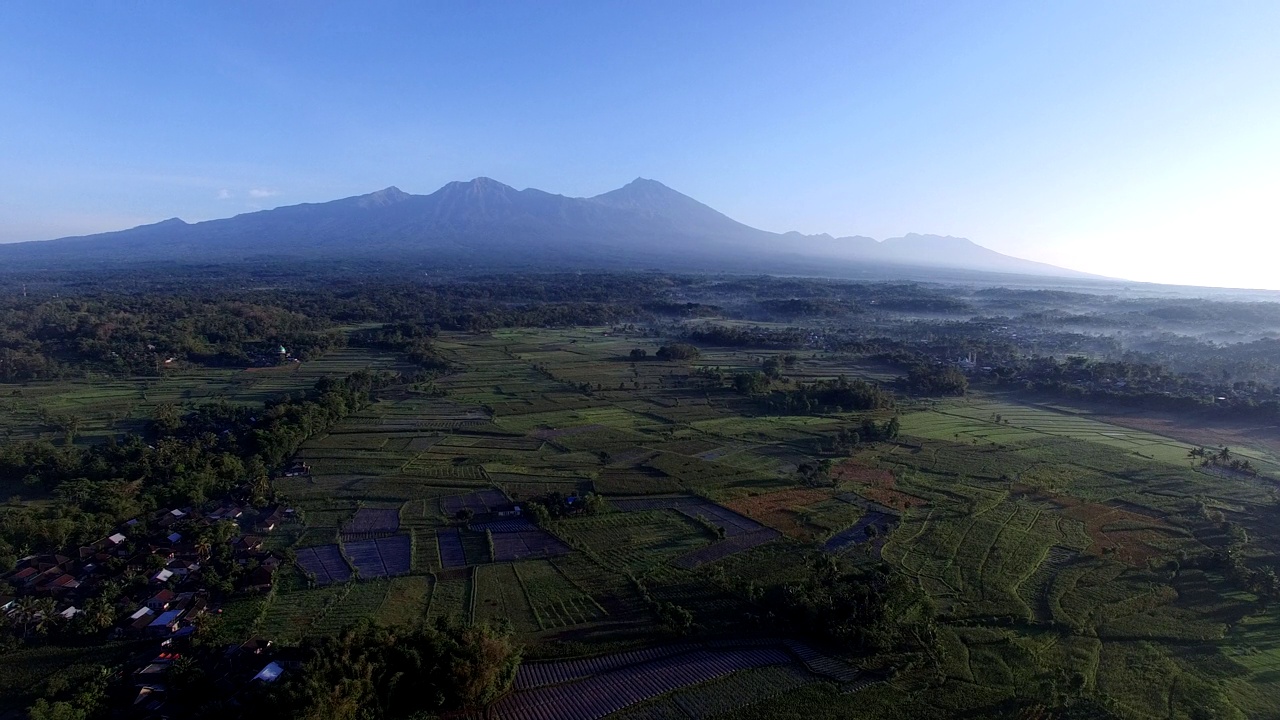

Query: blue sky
2;1;1278;288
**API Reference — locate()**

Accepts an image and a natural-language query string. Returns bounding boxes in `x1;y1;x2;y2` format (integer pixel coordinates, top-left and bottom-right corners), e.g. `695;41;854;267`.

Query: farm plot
556;511;713;574
425;573;472;625
642;452;787;493
341;507;401;541
548;554;652;621
901;400;1214;470
375;576;430;626
672;528;781;569
295;544;352;585
1016;545;1081;622
472;518;536;533
723;488;840;539
491;529;569;561
884;492;1088;618
398;462;491;486
831;459;926;512
490;646;795;720
595;467;683;496
345;535;412;578
492;477;592;500
823;511;896;555
407;434;446;452
306;581;392;637
611;496;768;537
511;558;607;630
514;644;700;690
255;584;351;643
612;664;819;720
1023;489;1196;565
474;563;540;633
340;476;467;503
439;488;509;517
436;528;467;568
530;424;606;440
489;523;570;562
461;530;493;564
446;434;545;451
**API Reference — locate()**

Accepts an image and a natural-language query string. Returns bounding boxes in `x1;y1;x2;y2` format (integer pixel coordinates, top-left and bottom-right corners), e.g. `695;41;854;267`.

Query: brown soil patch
1018;485;1182;565
831;460;895;487
724;488;836;540
858;486;925;512
830;460;926;512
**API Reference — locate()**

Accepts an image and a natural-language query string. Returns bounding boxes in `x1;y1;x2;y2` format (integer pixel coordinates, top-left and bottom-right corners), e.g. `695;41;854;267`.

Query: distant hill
0;177;1096;279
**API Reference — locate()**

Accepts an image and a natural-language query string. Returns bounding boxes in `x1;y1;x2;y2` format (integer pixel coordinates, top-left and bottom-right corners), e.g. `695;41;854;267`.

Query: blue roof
253;661;284;683
148;610;181;627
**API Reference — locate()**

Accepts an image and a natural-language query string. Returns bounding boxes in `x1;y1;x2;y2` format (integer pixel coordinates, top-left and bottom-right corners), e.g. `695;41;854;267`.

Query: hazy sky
3;2;1278;288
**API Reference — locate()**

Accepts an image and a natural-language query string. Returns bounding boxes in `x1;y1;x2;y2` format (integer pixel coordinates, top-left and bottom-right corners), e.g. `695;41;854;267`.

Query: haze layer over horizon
2;2;1277;289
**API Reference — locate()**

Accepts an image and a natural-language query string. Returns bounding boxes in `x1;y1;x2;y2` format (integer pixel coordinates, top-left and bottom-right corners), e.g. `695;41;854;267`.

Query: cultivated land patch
480;518;572;561
345;535;412;578
493;645;793;720
511;558;607;630
295;544;352;585
436;528;467;568
341;507;401;541
723;488;837;539
608;495;782;567
440;488;509;517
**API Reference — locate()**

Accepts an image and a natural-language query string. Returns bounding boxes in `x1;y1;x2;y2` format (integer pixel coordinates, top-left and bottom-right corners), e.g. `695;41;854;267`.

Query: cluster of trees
1188;446;1259;476
757;377;895;415
524;491;606;525
627;343;700;362
752;558;939;658
683;324;808;349
241;621;521;720
900;363;969;395
1189;518;1280;609
350;323;450;372
993;355;1280;420
0;295;343;380
826;418;901;453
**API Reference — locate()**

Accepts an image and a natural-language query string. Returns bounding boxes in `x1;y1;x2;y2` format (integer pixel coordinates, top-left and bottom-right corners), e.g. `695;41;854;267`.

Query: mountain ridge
1;178;1096;279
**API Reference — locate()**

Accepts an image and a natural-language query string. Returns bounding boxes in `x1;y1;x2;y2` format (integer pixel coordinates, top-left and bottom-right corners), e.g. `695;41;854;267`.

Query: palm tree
81;595;117;632
31;598;59;636
8;597;39;639
195;535;213;561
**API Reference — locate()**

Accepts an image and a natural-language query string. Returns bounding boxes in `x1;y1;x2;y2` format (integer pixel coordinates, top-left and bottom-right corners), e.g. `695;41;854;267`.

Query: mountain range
0;177;1092;279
